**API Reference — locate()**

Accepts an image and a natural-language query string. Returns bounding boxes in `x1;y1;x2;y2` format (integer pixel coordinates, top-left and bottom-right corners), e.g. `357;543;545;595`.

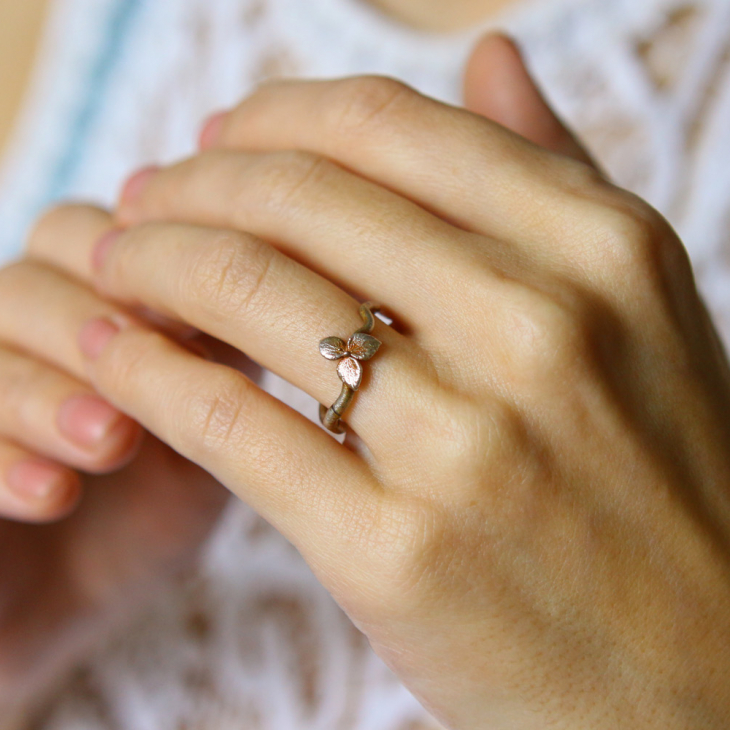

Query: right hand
0;204;232;716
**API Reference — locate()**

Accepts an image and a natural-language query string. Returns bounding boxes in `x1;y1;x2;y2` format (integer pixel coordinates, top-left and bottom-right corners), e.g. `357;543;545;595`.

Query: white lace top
2;0;730;727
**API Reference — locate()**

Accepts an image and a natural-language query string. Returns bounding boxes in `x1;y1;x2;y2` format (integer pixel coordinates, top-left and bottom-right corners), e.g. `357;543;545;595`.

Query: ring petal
348;332;381;360
319;336;347;360
337;357;363;390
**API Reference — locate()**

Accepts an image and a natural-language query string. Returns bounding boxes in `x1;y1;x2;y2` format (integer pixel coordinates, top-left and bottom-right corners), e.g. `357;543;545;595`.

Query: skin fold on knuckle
243;151;334;221
179;368;258;464
186;230;276;324
328;75;416;143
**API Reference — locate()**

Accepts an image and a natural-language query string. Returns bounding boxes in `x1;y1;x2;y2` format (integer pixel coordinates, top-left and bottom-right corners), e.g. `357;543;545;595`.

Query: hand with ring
17;73;730;728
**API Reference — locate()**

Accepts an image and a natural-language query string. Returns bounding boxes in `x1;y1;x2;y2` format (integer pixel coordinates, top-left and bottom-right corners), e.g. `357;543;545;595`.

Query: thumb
463;33;600;170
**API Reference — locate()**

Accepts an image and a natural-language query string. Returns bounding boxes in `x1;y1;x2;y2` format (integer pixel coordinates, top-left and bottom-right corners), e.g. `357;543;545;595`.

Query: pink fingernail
57;394;125;448
120;165;160;204
92;229;123;272
7;459;70;501
199;111;229;150
78;317;122;360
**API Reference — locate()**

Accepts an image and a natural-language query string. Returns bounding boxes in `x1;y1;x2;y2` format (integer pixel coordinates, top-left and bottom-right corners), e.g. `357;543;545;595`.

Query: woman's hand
0;206;231;715
0;36;564;720
36;75;730;729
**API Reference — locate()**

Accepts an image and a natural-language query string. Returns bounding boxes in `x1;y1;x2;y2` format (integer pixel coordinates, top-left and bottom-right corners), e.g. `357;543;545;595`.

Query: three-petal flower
319;332;382;390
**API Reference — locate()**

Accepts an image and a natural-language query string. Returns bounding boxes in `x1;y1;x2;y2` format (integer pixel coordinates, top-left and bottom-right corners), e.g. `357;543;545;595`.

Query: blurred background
0;1;729;729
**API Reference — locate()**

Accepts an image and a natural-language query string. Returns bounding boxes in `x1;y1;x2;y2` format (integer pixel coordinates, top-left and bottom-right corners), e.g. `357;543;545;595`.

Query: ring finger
88;221;438;458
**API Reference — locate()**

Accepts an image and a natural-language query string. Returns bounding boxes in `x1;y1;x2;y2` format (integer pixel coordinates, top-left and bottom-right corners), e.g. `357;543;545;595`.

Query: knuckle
505;288;594;379
591;193;690;286
329;75;413;136
188;231;276;322
555;155;606;196
252;151;333;215
418;397;494;487
181;370;253;457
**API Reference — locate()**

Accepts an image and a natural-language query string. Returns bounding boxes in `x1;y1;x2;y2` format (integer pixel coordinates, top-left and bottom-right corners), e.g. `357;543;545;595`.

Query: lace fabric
1;0;729;727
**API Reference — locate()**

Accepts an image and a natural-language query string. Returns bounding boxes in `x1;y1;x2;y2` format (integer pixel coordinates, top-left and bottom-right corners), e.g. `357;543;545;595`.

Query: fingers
0;252;145;523
77;315;379;553
114;151;482;330
25;204;200;340
0;259;140;382
25;204;112;283
0;440;81;523
463;34;600;169
87;221;436;456
0;345;141;474
198;76;605;250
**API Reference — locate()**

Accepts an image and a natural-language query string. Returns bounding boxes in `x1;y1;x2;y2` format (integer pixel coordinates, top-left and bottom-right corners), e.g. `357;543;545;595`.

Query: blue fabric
0;0;145;261
43;0;145;204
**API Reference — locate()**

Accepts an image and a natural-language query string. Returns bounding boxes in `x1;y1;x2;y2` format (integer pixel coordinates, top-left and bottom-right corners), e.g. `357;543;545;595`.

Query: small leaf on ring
319;336;347;360
337;357;363;389
347;332;381;360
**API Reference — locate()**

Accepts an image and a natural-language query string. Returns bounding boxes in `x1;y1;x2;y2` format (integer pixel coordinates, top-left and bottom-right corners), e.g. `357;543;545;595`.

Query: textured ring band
318;302;382;434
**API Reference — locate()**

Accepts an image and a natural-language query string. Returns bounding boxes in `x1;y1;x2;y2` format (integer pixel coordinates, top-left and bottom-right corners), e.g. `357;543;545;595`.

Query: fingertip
464;31;537;121
6;458;82;522
118;166;160;207
463;31;598;167
91;228;123;273
78;317;123;361
85;414;145;474
199;111;229;150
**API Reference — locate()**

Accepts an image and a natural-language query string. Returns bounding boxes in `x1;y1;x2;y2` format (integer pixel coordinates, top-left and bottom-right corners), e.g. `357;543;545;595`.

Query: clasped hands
2;42;730;729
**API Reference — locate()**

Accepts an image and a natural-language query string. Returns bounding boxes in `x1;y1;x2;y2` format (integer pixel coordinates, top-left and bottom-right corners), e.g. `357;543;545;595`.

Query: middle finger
115;150;495;337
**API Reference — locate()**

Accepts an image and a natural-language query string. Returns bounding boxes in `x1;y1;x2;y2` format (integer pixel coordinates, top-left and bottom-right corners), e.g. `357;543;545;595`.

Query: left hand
29;75;730;729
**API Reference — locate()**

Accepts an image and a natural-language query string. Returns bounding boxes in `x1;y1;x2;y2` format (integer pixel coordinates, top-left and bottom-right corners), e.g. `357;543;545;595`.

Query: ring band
318;302;382;434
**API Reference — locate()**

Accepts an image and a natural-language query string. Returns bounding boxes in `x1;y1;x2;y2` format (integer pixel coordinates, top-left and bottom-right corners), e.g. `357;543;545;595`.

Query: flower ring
318;302;382;434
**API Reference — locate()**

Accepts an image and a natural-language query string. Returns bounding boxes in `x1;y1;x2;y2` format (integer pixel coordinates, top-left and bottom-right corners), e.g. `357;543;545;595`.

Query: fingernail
92;228;123;272
7;459;71;501
57;394;125;448
120;165;159;204
199;111;229;149
79;317;122;360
